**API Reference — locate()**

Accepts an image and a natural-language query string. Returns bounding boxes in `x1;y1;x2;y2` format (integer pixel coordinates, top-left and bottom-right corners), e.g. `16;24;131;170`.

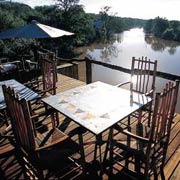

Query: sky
11;0;180;21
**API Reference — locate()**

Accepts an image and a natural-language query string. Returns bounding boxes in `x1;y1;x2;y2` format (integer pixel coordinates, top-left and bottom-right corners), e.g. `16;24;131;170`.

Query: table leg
125;115;131;167
109;127;113;177
94;134;104;177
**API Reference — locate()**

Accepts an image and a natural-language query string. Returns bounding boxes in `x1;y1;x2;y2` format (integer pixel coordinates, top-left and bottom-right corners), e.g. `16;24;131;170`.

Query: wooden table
42;81;152;173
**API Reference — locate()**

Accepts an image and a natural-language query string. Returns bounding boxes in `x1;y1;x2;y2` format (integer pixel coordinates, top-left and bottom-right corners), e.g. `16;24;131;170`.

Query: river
74;28;180;112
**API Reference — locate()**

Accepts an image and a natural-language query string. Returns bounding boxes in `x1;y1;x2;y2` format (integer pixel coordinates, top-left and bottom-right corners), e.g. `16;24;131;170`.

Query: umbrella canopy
0;20;74;39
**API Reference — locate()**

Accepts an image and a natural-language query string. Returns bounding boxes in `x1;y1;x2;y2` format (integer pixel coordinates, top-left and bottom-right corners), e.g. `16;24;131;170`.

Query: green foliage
0;1;39;21
0;2;38;58
174;30;180;41
152;17;169;37
121;18;145;30
144;19;153;33
144;17;180;42
95;6;145;42
61;5;95;45
162;28;174;40
55;0;79;11
170;21;180;32
0;11;24;31
2;1;174;59
110;17;125;33
0;38;35;58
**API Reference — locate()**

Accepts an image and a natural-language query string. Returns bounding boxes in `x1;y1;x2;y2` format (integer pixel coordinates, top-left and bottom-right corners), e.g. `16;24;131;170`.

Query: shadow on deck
1;73;180;179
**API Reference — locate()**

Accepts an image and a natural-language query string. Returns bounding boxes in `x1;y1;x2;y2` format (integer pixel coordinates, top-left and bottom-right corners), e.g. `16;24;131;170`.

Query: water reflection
74;28;180;112
100;43;120;63
145;35;179;55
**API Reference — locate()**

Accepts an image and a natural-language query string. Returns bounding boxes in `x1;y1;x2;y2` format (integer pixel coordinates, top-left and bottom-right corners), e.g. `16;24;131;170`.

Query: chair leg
160;166;165;180
55;111;59;127
153;172;158;180
135;155;141;173
147;102;152;127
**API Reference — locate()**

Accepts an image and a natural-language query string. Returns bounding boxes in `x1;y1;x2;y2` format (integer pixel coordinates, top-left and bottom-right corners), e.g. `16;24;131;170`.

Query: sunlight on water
121;28;145;44
86;28;180;75
75;28;180;112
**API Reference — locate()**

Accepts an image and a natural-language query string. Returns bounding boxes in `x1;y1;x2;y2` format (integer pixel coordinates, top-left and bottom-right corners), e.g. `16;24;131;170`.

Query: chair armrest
0;125;12;134
31;113;39;120
114;124;149;143
25;60;38;71
121;129;149;143
8;60;21;65
8;60;22;69
0;134;14;138
25;60;38;66
116;81;131;87
0;125;14;139
145;89;154;97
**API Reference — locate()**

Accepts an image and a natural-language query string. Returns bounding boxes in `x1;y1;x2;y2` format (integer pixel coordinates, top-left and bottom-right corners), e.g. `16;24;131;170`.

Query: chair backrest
146;80;179;173
131;56;157;97
38;52;57;95
150;80;179;143
2;85;36;153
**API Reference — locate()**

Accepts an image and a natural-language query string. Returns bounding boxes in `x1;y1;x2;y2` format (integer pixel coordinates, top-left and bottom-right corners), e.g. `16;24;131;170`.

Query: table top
0;79;40;110
42;81;151;135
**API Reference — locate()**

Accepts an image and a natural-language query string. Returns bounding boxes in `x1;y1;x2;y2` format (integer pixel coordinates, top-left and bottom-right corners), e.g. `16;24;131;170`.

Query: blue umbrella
0;20;74;39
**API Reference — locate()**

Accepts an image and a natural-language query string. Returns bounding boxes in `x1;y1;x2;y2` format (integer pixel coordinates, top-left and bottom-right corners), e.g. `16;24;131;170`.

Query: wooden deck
1;73;180;179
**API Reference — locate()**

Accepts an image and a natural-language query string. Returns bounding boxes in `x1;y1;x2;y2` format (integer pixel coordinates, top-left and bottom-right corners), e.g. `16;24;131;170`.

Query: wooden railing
73;57;180;84
30;48;180;83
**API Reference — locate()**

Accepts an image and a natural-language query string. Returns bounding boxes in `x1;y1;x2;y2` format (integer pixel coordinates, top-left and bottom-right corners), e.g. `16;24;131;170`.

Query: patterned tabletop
0;79;40;110
42;81;151;135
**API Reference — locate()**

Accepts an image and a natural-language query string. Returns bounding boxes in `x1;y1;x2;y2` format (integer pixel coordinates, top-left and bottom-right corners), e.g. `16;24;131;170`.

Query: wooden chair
40;52;57;95
2;85;83;179
25;52;59;125
110;80;179;179
0;58;22;81
117;56;157;124
28;51;57;96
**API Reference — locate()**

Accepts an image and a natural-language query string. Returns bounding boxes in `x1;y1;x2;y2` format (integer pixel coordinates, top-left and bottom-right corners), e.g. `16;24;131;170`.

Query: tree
162;28;175;40
144;19;153;33
170;20;180;32
98;6;115;41
152;17;169;37
0;10;24;31
55;0;79;11
174;30;180;41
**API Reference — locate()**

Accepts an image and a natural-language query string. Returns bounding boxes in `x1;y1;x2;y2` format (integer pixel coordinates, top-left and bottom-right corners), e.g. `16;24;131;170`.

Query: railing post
85;57;92;84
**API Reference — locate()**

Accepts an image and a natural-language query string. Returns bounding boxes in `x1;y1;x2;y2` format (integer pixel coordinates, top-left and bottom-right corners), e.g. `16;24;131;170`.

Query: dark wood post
85;57;92;84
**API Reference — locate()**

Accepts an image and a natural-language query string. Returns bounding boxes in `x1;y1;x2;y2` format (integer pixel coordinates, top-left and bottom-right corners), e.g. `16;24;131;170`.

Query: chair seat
31;135;81;179
0;142;14;156
35;128;68;150
0;125;14;157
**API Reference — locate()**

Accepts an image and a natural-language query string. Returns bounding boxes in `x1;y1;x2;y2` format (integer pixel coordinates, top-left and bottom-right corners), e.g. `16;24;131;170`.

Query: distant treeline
144;17;180;41
0;1;145;58
0;1;179;59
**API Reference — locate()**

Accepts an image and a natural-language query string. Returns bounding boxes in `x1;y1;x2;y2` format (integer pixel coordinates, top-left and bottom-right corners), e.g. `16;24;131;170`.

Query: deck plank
0;73;180;179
